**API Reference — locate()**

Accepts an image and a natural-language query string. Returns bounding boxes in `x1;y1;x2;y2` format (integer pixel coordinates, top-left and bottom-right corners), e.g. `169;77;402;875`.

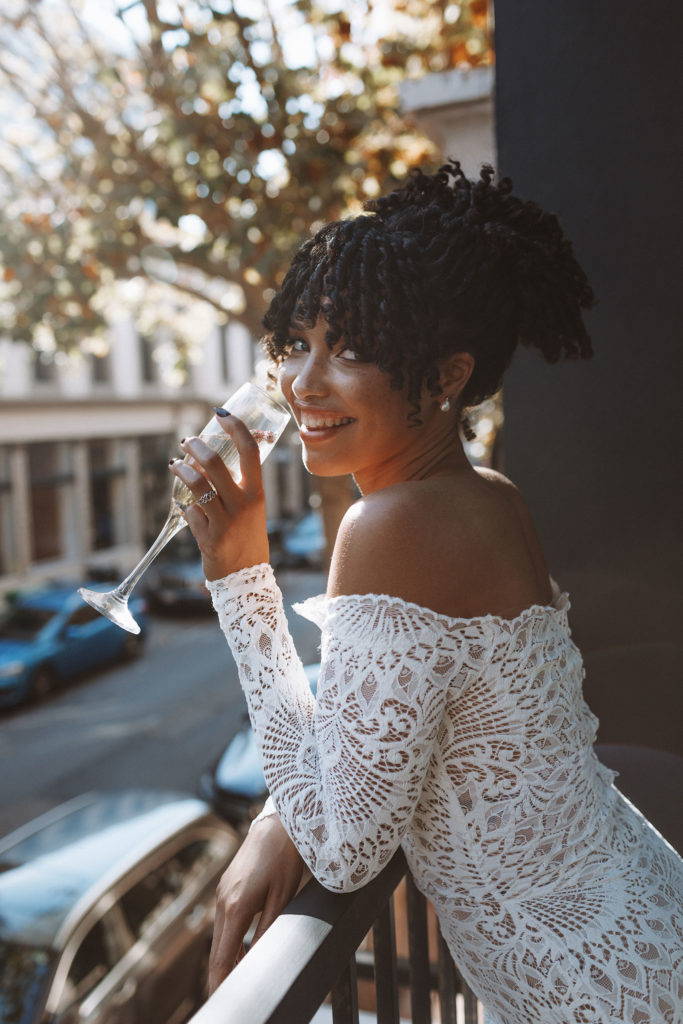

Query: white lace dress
207;562;683;1024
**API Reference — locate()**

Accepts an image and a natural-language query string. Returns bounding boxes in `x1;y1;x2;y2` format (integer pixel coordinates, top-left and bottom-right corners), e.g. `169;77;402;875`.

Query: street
0;568;325;839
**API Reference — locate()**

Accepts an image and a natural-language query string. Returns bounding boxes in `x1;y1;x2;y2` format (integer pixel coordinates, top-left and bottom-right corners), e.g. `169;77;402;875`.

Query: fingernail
212;406;230;417
168;458;175;465
180;437;186;444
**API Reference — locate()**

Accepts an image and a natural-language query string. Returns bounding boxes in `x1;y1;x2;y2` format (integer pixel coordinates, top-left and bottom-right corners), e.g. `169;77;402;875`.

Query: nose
288;350;331;405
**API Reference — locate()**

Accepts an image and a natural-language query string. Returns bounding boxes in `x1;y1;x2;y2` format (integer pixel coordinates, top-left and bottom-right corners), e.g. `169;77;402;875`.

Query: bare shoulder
327;471;552;618
474;465;522;500
327;479;477;611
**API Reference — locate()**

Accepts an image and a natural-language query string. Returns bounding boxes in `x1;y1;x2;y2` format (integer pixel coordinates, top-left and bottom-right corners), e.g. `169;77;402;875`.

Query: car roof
14;582;119;612
15;589;77;612
0;790;217;949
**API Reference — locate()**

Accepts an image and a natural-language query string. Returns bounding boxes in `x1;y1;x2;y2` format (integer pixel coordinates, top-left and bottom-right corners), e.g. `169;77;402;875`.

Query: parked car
279;510;325;570
0;585;148;711
143;558;210;613
199;662;320;828
144;517;288;611
0;789;239;1024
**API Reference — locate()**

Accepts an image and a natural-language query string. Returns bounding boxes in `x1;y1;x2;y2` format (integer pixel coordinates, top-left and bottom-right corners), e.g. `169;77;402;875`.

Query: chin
301;453;354;477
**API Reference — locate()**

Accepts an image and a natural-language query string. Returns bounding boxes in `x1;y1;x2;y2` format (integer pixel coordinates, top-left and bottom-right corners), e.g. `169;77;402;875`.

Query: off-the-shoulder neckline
292;574;569;632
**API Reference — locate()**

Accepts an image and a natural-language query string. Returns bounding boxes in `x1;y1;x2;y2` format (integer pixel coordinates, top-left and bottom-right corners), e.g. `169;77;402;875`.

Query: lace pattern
208;562;683;1024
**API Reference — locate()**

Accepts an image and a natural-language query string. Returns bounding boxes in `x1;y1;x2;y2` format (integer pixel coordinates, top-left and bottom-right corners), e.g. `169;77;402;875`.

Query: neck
353;420;474;497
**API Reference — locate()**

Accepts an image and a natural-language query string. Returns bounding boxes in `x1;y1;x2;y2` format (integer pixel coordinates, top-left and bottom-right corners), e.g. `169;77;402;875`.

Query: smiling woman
197;160;683;1022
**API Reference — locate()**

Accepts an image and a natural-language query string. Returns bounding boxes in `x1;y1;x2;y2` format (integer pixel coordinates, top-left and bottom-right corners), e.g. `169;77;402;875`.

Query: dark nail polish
180;437;186;444
168;458;175;465
212;406;230;417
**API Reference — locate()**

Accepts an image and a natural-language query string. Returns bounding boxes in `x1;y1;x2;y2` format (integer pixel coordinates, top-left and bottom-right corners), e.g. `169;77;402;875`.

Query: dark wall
493;2;682;753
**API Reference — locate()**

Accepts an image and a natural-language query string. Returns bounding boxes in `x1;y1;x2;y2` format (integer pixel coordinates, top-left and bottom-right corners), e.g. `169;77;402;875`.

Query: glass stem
116;510;186;600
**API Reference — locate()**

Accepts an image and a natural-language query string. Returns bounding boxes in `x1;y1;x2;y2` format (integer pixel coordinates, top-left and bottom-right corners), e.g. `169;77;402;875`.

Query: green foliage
0;0;492;353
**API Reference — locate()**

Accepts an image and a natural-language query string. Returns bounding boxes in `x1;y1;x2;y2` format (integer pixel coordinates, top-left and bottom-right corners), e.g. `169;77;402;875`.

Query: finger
208;914;252;993
251;891;281;945
207;904;226;994
169;459;222;516
182;503;209;542
180;435;242;505
213;413;264;497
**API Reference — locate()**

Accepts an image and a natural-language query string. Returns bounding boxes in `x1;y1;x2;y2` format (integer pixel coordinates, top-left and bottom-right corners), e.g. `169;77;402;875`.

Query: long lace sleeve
207;562;474;893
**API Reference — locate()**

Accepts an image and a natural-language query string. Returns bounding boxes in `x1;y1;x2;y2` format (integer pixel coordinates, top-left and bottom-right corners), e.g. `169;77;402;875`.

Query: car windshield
0;941;53;1024
0;607;54;641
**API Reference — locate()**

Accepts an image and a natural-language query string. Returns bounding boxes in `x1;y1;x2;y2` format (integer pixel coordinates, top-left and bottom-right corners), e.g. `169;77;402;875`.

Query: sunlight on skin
277;312;475;496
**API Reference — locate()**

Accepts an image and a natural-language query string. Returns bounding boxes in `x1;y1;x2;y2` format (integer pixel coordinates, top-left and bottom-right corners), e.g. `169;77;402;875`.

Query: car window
65;605;100;627
0;606;54;640
118;865;178;938
0;941;53;1024
172;840;214;884
65;918;118;1004
118;840;213;939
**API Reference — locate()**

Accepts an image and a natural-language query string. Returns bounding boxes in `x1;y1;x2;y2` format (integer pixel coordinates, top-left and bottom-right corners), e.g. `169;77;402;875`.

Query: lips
299;420;355;442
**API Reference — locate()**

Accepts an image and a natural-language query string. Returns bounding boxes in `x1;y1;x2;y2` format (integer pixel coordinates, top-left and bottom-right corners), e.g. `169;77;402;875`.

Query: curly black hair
260;158;596;442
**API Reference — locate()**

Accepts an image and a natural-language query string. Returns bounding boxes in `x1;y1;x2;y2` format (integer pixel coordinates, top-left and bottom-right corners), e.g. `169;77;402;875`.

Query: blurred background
0;0;498;601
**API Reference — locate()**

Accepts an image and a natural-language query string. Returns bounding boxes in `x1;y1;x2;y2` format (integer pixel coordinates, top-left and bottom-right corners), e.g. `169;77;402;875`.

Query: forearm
207;563;451;892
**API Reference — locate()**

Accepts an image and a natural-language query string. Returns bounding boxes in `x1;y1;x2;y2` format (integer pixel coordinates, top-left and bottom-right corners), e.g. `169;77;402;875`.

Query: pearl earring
440;396;451;412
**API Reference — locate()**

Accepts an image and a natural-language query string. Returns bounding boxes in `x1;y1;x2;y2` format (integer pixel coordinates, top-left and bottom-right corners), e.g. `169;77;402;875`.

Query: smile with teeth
299;414;356;434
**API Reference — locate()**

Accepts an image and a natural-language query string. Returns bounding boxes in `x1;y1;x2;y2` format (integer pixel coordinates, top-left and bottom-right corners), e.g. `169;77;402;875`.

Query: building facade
0;319;310;598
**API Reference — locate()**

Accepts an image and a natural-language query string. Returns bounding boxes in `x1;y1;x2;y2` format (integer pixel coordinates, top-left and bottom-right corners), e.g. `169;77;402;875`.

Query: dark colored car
0;585;148;711
279;510;325;570
144;518;289;611
198;662;320;828
143;559;211;613
0;789;239;1024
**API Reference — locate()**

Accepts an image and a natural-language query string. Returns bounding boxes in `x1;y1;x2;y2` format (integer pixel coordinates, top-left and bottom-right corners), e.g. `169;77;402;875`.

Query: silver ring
196;488;218;507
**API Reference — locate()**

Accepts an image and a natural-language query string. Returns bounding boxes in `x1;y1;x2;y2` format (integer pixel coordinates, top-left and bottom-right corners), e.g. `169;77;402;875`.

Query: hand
207;813;308;996
169;413;270;580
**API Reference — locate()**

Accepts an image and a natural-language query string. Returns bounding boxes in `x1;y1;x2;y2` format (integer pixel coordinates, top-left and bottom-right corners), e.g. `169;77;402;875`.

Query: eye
281;337;308;359
283;337;363;362
337;345;361;361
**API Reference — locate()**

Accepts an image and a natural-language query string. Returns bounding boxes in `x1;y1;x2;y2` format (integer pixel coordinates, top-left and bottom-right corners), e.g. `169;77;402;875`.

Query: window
140;434;175;546
0;449;11;575
119;841;213;940
139;334;156;384
0;941;53;1024
66;604;100;628
66;918;117;1003
219;324;229;381
0;605;54;641
90;351;110;385
169;840;213;887
119;866;177;939
28;444;72;562
32;350;57;384
89;442;125;550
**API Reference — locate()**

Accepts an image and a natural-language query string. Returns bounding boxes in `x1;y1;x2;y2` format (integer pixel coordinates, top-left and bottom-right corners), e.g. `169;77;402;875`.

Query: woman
170;160;682;1023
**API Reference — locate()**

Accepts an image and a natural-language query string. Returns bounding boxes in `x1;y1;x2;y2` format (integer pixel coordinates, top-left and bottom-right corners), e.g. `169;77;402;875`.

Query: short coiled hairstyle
260;158;596;441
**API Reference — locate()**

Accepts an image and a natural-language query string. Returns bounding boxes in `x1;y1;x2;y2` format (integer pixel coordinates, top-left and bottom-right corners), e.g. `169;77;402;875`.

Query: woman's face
277;311;473;495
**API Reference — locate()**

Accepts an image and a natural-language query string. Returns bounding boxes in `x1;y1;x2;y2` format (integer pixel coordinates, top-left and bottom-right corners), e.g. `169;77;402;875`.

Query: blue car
0;584;148;710
198;662;320;828
280;510;326;569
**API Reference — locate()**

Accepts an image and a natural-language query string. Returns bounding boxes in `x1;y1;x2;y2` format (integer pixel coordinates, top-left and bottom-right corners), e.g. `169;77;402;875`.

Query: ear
438;351;475;401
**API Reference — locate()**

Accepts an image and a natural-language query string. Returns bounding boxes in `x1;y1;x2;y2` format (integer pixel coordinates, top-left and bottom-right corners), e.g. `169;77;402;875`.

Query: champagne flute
78;381;291;634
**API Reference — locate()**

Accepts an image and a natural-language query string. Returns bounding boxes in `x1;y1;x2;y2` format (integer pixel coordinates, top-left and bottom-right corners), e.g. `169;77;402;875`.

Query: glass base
78;587;141;635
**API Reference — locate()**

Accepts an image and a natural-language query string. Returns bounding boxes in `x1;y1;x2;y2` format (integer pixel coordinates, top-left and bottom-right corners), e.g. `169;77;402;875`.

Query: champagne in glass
78;381;291;634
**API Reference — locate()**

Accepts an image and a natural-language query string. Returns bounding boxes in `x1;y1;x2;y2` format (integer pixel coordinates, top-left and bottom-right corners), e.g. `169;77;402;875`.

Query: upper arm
326;488;471;607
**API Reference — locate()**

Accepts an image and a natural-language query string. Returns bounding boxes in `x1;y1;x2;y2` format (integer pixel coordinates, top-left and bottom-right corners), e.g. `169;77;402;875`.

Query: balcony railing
188;849;482;1024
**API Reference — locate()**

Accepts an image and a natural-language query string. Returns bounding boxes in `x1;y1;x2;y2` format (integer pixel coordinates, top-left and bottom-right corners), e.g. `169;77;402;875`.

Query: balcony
188;849;482;1024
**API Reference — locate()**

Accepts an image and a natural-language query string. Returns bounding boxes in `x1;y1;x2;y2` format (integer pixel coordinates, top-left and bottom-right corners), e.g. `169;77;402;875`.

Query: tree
0;0;493;363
